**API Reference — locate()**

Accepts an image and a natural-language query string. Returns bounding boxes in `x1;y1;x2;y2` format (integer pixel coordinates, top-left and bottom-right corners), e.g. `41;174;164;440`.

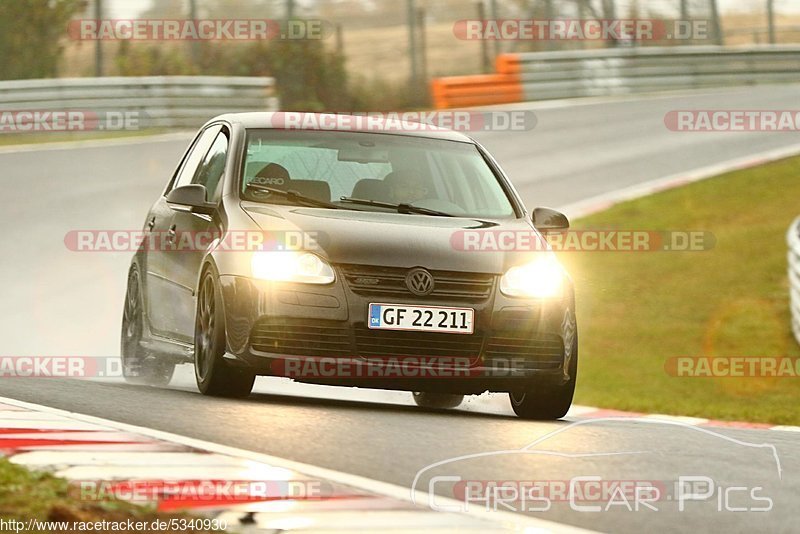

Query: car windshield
240;129;516;218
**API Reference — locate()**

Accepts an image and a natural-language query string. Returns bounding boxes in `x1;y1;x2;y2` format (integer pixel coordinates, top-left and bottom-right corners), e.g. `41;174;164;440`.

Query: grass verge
561;155;800;425
0;458;217;533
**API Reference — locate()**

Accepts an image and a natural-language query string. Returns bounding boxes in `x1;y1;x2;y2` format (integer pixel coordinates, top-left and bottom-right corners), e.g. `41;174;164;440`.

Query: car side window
170;125;222;193
191;131;229;201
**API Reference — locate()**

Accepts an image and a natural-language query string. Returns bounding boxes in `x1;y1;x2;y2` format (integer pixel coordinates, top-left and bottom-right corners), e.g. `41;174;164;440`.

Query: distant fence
0;76;278;130
788;217;800;346
431;45;800;108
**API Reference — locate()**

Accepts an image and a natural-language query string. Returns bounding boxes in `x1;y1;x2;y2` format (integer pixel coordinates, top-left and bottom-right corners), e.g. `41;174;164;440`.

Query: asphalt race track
2;86;800;532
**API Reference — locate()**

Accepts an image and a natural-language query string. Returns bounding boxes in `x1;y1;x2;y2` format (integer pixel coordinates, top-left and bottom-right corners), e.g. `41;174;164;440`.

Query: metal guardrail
509;45;800;101
0;76;278;129
432;45;800;108
787;217;800;346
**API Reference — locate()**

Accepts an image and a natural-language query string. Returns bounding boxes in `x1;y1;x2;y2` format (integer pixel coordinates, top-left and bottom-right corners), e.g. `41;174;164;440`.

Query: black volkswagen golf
121;113;578;419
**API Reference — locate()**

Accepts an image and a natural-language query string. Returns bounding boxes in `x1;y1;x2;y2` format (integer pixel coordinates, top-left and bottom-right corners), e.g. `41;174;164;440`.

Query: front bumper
218;267;576;394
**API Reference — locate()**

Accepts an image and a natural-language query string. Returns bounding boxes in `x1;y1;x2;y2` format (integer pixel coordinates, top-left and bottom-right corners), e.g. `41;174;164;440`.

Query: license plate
368;303;474;334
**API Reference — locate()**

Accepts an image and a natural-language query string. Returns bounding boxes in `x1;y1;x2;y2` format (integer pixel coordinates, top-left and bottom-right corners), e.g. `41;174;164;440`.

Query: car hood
241;203;547;274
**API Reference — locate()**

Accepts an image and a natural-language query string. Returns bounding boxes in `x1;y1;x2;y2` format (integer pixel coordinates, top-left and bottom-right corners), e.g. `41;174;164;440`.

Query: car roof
208;112;475;143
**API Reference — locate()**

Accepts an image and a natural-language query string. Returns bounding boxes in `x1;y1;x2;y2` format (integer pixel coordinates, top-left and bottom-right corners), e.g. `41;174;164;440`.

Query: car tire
509;334;578;420
194;266;255;398
412;392;464;410
120;267;175;387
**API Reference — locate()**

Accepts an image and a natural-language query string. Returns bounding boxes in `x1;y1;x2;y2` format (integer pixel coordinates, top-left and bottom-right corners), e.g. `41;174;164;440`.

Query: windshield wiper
246;183;343;210
339;197;452;217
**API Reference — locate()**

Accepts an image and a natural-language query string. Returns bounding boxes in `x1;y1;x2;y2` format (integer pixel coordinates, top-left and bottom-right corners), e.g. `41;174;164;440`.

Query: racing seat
253;163;290;185
251;163;331;203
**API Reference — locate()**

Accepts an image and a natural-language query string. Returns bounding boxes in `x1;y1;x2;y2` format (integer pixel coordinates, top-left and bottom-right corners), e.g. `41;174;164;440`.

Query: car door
145;125;221;339
161;127;230;343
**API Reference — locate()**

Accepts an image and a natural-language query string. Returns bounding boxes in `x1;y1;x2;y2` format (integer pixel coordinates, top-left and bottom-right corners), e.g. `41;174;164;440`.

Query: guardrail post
188;0;200;67
407;0;419;91
476;1;491;73
543;0;555;51
94;0;103;77
709;0;725;45
768;0;776;44
489;0;500;59
417;6;428;85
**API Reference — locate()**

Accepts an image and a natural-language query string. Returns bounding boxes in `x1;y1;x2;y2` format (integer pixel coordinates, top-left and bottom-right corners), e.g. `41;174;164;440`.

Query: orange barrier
495;53;522;75
430;54;522;109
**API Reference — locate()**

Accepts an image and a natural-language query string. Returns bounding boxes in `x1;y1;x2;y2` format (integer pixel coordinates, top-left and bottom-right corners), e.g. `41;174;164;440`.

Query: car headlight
500;255;565;298
251;251;335;284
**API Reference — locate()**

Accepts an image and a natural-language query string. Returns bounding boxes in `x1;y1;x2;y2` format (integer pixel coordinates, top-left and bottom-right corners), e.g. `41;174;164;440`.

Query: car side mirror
166;184;216;215
532;207;570;231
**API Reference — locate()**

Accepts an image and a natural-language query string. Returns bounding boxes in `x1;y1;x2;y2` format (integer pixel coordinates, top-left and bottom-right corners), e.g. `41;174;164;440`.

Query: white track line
558;142;800;219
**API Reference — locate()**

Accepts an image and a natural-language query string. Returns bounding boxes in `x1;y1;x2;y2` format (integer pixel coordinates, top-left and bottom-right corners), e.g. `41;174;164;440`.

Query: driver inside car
385;171;430;205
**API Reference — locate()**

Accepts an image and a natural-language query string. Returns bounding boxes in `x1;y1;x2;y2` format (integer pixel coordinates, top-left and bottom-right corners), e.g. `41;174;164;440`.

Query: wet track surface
3;86;800;532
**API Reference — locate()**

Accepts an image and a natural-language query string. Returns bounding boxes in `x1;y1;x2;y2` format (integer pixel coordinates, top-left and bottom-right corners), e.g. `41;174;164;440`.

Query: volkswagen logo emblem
406;268;434;296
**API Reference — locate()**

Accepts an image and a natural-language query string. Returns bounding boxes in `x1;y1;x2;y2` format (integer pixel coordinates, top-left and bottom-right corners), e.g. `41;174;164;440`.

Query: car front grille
339;264;494;301
353;327;483;363
484;332;564;370
249;318;484;362
250;318;352;357
249;318;564;370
